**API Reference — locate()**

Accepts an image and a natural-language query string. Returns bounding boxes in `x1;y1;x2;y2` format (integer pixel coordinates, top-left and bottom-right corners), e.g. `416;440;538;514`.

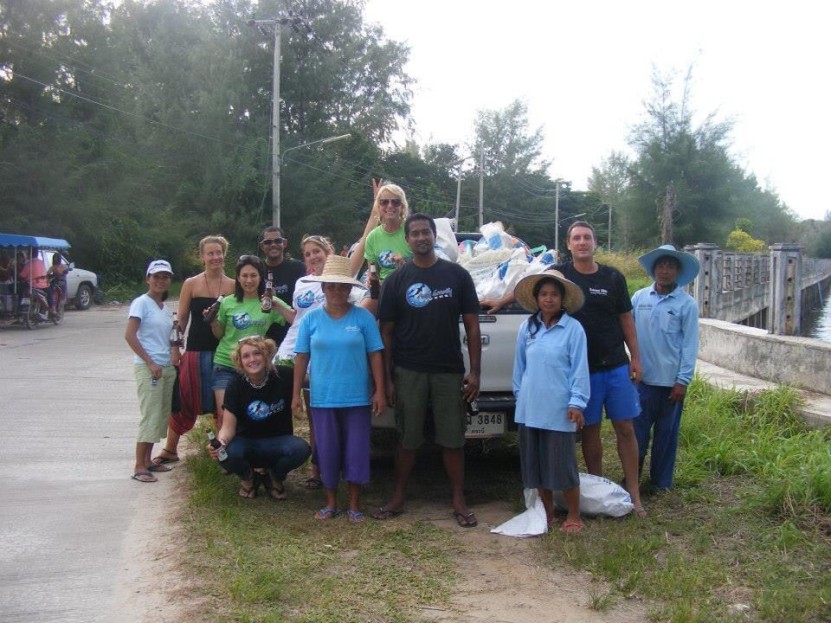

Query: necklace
244;373;268;389
204;272;222;298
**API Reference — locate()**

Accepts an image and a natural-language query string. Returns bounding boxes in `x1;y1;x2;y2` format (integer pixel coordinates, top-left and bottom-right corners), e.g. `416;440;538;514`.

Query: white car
40;250;101;310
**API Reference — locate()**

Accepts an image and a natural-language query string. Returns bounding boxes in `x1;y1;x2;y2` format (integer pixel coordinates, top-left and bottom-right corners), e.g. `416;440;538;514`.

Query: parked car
40;250;102;310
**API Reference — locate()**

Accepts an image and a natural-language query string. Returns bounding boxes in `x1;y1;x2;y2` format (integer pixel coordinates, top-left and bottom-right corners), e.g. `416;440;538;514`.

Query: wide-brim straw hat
301;254;366;289
513;269;585;314
638;244;700;287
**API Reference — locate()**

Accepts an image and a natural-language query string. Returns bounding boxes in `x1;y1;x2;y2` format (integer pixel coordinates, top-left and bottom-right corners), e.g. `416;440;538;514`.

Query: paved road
0;305;180;623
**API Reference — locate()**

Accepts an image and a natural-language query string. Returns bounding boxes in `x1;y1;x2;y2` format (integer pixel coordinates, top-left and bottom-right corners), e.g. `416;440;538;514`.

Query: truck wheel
75;284;92;310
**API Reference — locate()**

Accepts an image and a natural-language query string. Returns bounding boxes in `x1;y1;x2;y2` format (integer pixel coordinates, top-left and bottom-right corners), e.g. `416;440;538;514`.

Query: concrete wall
698;318;831;395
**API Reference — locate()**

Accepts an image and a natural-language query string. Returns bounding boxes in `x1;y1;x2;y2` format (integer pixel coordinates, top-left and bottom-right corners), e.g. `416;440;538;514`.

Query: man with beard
259;226;306;347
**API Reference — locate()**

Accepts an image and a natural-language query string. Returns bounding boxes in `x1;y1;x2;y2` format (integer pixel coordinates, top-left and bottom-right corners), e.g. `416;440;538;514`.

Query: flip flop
151;451;179;465
315;507;339;521
559;520;585;534
371;506;405;521
303;476;323;490
453;510;478;528
346;510;366;524
257;472;288;501
238;481;257;499
633;505;647;518
131;471;157;483
147;462;173;473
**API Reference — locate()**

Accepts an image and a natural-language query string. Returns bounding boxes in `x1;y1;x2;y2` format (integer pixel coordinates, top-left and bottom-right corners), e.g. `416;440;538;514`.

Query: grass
176;381;831;622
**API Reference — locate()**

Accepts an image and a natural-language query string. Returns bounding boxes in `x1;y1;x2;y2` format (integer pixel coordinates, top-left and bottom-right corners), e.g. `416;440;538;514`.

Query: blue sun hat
638;245;700;287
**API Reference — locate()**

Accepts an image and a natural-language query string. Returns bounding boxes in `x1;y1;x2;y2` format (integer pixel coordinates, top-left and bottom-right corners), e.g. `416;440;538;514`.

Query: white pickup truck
372;233;525;440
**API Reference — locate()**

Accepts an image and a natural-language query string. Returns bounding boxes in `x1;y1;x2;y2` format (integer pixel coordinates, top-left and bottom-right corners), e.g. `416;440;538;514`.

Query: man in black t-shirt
374;213;482;528
259;226;306;347
556;221;645;516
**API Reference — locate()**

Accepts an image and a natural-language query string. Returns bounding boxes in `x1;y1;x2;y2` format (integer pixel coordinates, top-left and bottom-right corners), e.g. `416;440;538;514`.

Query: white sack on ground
552;472;634;517
490;488;549;537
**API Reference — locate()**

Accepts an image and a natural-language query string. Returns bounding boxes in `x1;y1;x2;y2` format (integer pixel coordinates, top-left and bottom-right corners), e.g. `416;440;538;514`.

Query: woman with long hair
153;236;236;466
209;254;295;429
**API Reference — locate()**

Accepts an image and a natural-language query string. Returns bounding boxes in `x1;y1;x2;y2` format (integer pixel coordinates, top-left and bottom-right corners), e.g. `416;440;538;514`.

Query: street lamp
451;156;475;230
277;133;351;227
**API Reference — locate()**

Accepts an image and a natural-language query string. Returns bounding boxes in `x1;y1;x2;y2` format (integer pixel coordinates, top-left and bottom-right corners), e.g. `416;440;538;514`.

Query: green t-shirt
213;296;289;368
364;226;411;281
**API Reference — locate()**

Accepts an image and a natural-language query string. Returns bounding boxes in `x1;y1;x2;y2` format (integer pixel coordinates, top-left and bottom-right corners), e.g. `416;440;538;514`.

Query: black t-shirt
264;259;306;344
556;262;632;372
378;259;479;374
222;369;294;438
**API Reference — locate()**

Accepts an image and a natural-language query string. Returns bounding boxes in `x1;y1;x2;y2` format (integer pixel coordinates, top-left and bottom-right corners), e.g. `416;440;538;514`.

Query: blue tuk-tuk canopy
0;233;71;250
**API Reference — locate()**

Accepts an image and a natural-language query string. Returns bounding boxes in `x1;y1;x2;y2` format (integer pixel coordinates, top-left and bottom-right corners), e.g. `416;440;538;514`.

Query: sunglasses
238;335;262;344
379;198;402;207
238;254;262;264
261;237;286;246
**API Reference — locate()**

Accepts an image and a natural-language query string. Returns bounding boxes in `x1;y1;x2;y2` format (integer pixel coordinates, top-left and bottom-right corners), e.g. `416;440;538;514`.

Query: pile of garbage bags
434;219;557;302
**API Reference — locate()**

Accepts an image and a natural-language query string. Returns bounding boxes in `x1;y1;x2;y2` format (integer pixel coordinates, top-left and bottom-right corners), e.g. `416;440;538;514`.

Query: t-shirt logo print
232;311;252;329
378;250;397;269
406;283;433;308
247;399;279;421
296;290;317;309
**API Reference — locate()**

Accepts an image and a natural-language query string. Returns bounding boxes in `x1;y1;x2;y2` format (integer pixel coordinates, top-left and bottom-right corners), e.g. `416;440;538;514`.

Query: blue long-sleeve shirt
512;312;590;432
631;284;699;387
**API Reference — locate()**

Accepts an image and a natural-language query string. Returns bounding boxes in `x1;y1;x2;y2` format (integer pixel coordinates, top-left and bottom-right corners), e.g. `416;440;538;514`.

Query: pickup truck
372;232;525;440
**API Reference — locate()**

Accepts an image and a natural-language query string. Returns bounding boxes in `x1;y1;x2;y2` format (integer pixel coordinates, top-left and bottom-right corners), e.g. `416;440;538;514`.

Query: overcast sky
363;0;830;222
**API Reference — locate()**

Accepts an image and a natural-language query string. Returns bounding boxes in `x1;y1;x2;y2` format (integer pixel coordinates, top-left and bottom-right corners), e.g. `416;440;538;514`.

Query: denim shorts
211;364;238;392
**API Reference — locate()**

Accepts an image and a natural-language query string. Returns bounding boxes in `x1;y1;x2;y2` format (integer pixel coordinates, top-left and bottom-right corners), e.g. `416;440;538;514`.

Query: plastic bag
553;473;634;517
434;217;458;262
490;488;549;537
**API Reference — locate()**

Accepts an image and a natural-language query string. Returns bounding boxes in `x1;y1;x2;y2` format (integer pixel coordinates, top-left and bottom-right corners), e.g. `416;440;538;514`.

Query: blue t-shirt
294;304;384;407
127;294;173;366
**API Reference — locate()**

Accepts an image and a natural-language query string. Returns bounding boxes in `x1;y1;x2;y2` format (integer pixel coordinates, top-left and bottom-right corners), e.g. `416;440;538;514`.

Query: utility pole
478;146;484;228
554;180;560;254
249;14;311;227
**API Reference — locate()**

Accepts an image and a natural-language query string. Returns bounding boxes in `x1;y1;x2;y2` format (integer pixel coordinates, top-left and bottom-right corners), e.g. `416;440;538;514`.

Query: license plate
465;411;506;438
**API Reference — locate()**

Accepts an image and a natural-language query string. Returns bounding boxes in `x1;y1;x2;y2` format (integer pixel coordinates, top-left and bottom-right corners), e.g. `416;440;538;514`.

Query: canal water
805;295;831;342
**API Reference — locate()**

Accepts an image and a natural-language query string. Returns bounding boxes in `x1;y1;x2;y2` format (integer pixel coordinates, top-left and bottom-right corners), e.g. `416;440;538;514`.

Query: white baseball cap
146;259;174;276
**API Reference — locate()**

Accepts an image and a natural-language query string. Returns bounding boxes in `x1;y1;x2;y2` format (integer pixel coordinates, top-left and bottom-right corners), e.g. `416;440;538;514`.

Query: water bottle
202;295;222;323
206;429;228;462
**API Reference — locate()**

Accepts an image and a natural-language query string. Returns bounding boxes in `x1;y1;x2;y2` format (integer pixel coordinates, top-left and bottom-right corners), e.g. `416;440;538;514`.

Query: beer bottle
261;280;274;312
169;313;183;347
369;263;380;300
202;295;223;323
206;429;228;462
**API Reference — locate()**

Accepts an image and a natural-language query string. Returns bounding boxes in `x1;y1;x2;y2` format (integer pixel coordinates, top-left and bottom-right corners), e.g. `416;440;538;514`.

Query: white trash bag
490;488;549;538
553;472;634;517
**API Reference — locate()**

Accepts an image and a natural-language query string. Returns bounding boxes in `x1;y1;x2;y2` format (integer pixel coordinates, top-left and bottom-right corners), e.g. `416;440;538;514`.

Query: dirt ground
119;459;649;623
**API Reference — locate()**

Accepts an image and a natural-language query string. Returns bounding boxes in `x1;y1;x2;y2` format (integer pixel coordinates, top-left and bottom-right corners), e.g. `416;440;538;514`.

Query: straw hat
638;244;700;287
513;269;585;314
301;254;366;289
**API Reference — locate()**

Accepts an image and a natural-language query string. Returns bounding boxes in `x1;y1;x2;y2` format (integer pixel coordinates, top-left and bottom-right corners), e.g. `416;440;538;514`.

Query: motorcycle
20;274;65;329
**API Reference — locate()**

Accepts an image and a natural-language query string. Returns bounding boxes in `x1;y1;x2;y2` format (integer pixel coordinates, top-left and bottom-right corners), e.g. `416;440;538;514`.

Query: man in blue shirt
631;245;700;490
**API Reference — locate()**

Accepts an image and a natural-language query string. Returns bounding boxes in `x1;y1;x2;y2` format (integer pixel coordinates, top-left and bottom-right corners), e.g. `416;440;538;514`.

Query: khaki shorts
394;367;466;449
135;364;175;443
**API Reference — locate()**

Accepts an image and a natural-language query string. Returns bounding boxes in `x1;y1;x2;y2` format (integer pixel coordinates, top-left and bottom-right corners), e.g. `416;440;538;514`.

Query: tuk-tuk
0;233;71;329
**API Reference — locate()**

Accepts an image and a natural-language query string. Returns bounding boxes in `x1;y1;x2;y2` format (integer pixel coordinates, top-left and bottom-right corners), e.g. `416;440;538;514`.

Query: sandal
346;510;366;524
633;505;647;518
371;506;405;521
257;472;288;501
560;520;585;534
315;507;339;521
238;480;257;499
131;471;157;483
453;510;478;528
151;449;179;465
303;476;323;490
147;462;173;473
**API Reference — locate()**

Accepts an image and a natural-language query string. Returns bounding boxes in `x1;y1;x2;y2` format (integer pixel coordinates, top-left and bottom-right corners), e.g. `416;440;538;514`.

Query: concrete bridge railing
686;243;831;336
